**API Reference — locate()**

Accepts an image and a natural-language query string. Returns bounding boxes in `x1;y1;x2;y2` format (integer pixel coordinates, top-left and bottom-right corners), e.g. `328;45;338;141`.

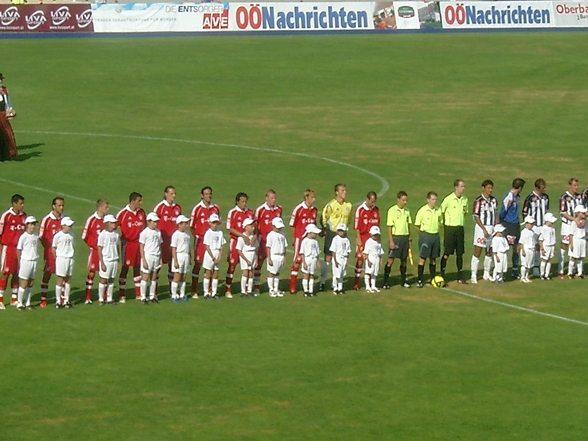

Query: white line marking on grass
443;286;588;327
0;177;99;205
16;130;391;199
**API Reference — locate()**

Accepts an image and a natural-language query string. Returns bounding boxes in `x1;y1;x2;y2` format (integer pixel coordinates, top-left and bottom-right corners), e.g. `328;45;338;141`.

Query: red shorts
355;234;370;259
87;248;99;272
194;236;206;265
257;238;267;263
1;245;18;276
122;242;141;268
43;248;56;274
161;241;172;265
227;238;239;266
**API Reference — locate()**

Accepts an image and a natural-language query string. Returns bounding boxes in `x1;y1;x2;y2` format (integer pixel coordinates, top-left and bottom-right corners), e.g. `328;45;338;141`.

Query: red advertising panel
0;4;94;32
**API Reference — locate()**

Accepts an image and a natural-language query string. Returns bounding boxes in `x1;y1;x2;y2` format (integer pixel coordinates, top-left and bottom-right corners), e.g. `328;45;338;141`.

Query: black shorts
503;222;520;247
388;235;409;260
419;232;441;259
323;229;336;255
443;226;465;256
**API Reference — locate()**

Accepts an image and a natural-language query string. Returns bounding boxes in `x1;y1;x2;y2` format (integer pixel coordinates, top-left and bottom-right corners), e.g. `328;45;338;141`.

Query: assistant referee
440;179;468;284
414;191;443;288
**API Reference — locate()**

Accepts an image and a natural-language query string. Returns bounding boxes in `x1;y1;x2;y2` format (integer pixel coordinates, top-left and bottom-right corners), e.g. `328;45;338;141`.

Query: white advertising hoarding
553;2;588;26
440;1;555;28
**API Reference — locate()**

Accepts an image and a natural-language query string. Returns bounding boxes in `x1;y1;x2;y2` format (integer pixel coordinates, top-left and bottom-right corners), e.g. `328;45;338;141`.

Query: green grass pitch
1;31;588;440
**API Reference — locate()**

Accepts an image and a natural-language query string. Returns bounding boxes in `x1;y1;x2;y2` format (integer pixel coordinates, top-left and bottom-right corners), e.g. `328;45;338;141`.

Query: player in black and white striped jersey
522;179;549;277
558;178;582;278
470;180;498;284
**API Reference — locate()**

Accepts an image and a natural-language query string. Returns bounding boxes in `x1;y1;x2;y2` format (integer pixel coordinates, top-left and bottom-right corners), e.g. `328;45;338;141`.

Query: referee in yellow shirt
383;191;412;289
414;191;443;288
320;184;352;291
440;179;469;284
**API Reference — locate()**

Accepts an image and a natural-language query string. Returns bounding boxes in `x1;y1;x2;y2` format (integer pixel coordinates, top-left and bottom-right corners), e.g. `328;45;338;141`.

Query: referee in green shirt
440;179;469;283
414;191;443;288
383;191;412;289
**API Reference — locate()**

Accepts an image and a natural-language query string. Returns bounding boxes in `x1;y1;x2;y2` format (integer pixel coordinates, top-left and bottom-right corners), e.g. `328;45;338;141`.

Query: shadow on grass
14;143;44;162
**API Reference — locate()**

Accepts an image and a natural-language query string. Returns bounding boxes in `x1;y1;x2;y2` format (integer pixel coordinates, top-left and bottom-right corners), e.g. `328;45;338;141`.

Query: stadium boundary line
442;286;588;327
16;130;390;201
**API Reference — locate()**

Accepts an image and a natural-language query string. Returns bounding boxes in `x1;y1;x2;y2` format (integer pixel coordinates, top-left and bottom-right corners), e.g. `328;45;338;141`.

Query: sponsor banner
91;3;230;33
553;2;588;26
231;2;372;31
373;1;442;30
440;1;554;28
0;4;93;32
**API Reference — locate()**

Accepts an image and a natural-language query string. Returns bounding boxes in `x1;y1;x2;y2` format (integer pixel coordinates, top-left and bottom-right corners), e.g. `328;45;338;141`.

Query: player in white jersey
558;178;582;278
202;213;226;298
236;218;258;297
518;216;537;283
363;226;385;293
538;213;558;280
491;224;509;284
170;215;192;302
470;180;498;283
568;205;587;278
52;217;75;308
97;215;120;305
16;216;39;310
139;212;163;304
266;217;288;297
299;223;321;297
330;223;352;295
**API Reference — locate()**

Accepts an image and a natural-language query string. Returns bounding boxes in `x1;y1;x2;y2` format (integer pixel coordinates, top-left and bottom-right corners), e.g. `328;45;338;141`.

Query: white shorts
493;252;508;273
56;256;74;278
521;248;535;269
561;223;572;245
473;224;494;250
364;258;380;277
541;244;555;260
172;253;190;274
203;249;221;271
301;256;318;275
141;254;161;274
18;259;37;280
239;250;257;271
569;237;586;259
332;256;348;279
99;260;118;279
267;254;285;275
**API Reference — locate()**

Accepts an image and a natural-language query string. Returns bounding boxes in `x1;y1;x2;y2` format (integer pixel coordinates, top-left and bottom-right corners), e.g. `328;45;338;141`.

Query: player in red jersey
38;197;64;307
288;189;318;294
225;192;255;297
189;186;220;298
81;199;109;304
253;190;282;294
0;194;26;308
117;192;146;302
353;191;380;289
153;185;182;285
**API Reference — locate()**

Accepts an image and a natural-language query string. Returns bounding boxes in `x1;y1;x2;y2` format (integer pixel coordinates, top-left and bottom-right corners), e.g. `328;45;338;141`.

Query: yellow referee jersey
441;193;469;227
386;205;412;236
414;204;443;234
322;199;353;232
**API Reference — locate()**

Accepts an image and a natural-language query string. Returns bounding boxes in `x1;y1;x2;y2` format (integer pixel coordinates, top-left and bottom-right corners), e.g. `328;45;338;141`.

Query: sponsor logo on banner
26;10;47;30
397;6;415;18
51;6;71;26
1;6;20;26
553;2;588;26
76;9;93;28
233;3;371;30
441;2;554;28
